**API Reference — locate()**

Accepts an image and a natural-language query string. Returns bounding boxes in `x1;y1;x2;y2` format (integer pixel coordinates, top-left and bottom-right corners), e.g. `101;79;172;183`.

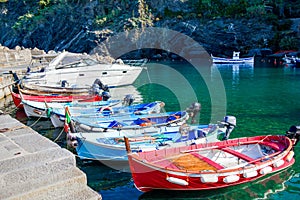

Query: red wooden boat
11;91;102;109
126;135;295;192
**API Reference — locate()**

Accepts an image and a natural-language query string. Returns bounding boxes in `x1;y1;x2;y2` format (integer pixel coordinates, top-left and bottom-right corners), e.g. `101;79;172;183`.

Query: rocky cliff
0;0;299;59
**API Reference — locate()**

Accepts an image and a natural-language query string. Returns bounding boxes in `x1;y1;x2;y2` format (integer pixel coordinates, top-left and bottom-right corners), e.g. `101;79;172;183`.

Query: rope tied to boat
28;115;44;128
0;125;27;133
53;128;65;142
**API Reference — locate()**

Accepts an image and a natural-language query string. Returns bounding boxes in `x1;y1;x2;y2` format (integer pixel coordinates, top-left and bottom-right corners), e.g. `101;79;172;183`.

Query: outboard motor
93;78;109;91
123;94;135;106
61;80;68;87
9;71;22;93
102;84;109;92
102;91;111;101
285;125;300;146
221;116;236;140
91;83;100;95
186;102;201;124
9;71;20;84
179;123;190;142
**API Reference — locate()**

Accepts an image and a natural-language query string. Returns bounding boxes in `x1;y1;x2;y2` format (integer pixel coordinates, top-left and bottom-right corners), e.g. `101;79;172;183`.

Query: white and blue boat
211;51;254;64
72;111;189;132
67;116;236;163
22;97;121;118
50;101;165;128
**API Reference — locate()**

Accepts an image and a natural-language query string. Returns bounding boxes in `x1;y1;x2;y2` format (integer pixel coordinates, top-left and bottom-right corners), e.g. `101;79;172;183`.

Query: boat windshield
55;58;100;69
84;58;99;66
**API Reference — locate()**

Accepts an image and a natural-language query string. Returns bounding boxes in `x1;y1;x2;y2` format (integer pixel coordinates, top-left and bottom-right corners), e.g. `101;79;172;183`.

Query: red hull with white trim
127;135;295;192
11;91;102;109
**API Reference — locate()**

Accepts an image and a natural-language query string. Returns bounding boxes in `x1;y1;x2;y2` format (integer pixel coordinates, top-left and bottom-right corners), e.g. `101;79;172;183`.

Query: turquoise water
83;61;300;199
5;60;300;199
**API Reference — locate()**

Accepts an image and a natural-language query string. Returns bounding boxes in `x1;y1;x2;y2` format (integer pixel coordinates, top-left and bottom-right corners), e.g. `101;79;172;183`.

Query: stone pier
0;114;102;200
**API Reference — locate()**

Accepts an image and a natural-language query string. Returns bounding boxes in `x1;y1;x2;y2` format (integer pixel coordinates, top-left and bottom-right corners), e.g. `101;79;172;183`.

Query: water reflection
2;62;300;200
211;63;254;89
139;168;295;200
78;161;143;199
109;85;143;103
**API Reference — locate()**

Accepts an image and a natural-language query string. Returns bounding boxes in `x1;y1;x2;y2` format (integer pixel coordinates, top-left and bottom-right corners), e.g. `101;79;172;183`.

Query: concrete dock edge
0;114;102;200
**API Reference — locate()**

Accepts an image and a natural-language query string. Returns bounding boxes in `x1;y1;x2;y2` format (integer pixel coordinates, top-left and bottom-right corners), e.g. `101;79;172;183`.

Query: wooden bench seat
221;148;255;162
190;152;224;170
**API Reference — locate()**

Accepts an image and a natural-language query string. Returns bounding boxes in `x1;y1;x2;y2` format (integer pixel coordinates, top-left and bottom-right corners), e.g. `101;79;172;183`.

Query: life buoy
99;106;114;115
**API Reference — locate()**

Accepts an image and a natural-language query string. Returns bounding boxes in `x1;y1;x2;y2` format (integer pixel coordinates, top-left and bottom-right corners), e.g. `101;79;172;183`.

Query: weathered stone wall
0;45;32;68
0;46;48;100
0;75;12;99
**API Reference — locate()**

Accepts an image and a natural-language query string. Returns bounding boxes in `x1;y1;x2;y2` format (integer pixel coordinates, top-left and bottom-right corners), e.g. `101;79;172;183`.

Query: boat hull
11;91;102;109
212;56;254;64
50;101;164;128
22;99;121;118
73;124;226;162
129;157;294;192
128;135;295;192
24;64;143;87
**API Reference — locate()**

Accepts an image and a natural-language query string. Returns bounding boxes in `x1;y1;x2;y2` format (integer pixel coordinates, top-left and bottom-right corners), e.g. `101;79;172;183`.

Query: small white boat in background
212;51;254;64
23;51;147;88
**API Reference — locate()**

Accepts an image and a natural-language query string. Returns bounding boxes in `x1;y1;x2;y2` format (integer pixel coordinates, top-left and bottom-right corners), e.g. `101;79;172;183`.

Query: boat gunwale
129;135;293;176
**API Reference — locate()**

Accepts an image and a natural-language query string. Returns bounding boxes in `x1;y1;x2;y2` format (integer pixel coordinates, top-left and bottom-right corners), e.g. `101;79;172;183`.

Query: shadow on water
139;168;295;200
77;160;143;199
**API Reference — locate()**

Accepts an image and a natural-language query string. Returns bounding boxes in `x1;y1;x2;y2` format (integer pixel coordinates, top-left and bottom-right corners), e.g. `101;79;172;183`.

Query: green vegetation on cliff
0;0;299;53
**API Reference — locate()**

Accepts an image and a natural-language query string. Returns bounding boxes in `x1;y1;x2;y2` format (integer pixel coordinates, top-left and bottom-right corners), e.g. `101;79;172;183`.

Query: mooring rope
53;128;65;142
0;125;27;133
145;67;152;83
27;115;43;127
2;102;23;115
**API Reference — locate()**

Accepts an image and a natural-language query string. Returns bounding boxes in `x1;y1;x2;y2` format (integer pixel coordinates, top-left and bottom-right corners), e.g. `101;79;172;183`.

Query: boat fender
273;159;284;168
71;140;78;148
67;139;78;148
99;106;114;115
91;127;104;132
259;166;273;175
166;177;189;186
79;123;92;131
200;174;218;183
243;170;258;178
286;151;294;162
67;133;77;141
33;109;43;115
223;175;240;183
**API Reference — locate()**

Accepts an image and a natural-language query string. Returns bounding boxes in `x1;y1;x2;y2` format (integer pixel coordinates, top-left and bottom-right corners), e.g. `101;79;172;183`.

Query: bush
246;5;267;18
279;36;299;50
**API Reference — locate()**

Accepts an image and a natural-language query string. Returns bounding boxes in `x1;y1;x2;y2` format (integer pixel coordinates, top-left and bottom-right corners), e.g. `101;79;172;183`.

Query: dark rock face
0;0;299;58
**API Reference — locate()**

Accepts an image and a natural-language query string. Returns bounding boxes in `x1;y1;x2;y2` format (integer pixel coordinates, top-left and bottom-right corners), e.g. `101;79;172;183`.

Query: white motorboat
23;51;147;87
